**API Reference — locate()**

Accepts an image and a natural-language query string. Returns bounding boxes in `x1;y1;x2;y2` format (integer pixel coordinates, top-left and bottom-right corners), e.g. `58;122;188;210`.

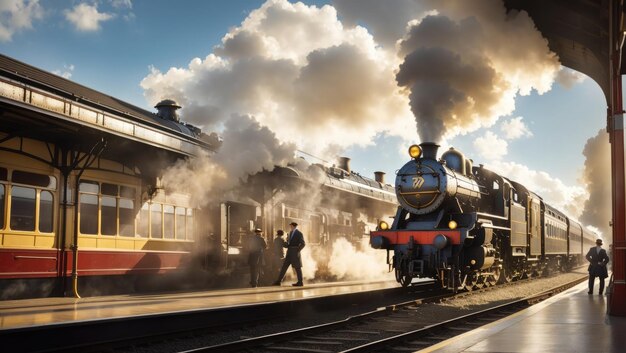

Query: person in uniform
248;228;267;288
586;238;610;295
273;222;305;286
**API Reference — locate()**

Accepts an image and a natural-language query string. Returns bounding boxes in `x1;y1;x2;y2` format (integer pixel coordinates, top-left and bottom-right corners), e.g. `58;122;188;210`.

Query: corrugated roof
0;53;197;140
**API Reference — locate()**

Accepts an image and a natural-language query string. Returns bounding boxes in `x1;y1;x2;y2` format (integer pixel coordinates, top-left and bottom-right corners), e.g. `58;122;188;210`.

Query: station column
608;0;626;316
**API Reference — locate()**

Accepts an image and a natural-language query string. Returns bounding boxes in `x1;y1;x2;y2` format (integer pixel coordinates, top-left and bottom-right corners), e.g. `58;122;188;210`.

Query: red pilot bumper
370;230;461;246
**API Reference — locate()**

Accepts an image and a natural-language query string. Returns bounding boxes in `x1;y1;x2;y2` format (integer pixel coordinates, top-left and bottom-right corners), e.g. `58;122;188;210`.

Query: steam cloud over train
370;142;596;290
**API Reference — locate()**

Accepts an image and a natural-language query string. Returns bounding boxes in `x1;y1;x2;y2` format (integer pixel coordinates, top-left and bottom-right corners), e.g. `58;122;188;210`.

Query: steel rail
340;275;588;353
183;273;585;352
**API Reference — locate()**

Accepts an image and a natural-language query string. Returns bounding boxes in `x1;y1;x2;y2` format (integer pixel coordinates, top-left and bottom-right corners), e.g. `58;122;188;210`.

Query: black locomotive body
370;142;596;290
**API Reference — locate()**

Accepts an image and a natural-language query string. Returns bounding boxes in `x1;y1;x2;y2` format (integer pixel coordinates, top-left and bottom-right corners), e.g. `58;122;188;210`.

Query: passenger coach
0;54;218;299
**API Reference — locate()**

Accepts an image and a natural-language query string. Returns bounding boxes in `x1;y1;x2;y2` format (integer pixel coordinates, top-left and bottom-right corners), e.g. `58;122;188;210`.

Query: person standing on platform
272;222;305;287
268;230;287;280
248;228;267;288
586;238;609;295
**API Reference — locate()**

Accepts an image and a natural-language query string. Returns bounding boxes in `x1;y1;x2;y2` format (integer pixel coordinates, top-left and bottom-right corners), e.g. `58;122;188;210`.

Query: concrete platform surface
423;281;626;353
0;280;397;330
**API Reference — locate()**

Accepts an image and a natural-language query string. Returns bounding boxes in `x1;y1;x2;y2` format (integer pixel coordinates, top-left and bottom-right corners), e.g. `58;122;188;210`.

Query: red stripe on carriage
370;230;461;245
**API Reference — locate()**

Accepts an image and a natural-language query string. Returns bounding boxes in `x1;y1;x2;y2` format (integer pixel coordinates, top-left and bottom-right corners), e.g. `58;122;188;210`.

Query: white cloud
64;3;114;32
500;116;533;140
555;66;587;89
473;131;508;160
140;0;413;158
486;160;588;220
111;0;132;9
0;0;43;42
53;64;75;79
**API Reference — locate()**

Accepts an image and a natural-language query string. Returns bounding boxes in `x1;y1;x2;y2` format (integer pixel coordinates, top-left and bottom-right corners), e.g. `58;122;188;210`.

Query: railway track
2;282;435;353
184;274;588;353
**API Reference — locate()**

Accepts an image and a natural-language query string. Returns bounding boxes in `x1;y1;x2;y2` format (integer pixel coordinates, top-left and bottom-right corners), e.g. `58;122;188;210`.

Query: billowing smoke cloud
394;1;559;142
580;129;611;239
141;0;412;157
161;114;296;207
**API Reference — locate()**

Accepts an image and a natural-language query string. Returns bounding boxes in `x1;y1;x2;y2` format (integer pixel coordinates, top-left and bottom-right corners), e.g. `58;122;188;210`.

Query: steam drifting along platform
423;281;626;353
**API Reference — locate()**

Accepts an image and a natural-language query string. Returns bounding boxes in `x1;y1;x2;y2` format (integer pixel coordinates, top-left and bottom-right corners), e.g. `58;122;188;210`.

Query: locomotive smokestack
420;142;440;160
155;99;182;122
374;171;385;184
338;157;351;174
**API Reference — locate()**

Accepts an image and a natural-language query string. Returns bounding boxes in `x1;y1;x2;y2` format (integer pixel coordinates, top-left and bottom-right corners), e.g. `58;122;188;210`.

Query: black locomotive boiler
370;142;596;290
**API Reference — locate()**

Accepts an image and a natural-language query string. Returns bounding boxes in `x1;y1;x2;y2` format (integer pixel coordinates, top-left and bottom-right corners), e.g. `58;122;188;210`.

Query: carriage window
0;168;7;181
0;184;4;229
79;193;98;234
12;170;56;189
164;205;175;239
137;203;149;238
120;186;135;198
186;208;194;240
119;198;135;237
101;196;117;235
10;186;36;231
39;191;54;233
101;183;118;196
79;181;99;193
151;203;162;238
175;207;186;240
493;181;499;190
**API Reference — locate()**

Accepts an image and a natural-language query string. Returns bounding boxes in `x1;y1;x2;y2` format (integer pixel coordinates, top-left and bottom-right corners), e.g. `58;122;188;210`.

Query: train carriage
0;54;217;299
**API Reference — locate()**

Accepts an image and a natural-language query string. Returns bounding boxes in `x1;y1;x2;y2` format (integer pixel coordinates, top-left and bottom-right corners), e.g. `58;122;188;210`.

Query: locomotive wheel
395;268;412;287
500;267;513;284
486;267;499;287
524;267;533;279
474;274;485;289
463;272;478;291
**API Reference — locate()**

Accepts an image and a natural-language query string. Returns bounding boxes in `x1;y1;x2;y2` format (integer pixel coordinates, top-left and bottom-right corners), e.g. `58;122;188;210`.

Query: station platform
424;281;626;353
0;279;398;330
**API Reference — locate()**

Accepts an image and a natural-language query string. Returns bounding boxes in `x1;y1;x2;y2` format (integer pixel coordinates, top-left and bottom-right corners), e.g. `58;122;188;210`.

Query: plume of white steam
140;0;412;158
327;238;389;280
580;129;611;238
394;1;559;142
161;114;296;206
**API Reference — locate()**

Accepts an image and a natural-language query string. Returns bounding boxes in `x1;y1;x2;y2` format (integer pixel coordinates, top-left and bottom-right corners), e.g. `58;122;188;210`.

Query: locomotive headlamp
378;221;389;230
433;234;448;250
408;144;422;159
448;220;458;230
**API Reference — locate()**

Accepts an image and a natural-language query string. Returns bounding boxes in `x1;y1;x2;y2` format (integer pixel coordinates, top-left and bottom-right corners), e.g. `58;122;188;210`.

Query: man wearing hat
585;238;610;295
273;222;306;286
248;228;267;288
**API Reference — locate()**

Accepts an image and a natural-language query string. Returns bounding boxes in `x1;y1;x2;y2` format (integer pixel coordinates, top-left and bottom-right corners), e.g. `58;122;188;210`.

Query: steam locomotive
370;142;596;290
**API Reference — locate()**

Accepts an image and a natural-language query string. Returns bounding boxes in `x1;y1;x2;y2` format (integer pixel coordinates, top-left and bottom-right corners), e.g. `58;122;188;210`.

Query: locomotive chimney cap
419;142;440;160
155;99;181;109
155;99;182;122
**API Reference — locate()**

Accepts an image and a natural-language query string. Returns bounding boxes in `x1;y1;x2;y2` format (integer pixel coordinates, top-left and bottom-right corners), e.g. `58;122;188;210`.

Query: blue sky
0;0;611;226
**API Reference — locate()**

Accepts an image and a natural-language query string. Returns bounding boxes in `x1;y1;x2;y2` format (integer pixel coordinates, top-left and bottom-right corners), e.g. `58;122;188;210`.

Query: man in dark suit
272;222;306;286
248;228;267;288
586;238;610;295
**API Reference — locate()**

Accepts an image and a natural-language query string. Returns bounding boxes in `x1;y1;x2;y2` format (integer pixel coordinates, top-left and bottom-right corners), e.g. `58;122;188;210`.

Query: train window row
0;168;56;233
137;203;194;240
546;222;567;240
78;180;194;240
